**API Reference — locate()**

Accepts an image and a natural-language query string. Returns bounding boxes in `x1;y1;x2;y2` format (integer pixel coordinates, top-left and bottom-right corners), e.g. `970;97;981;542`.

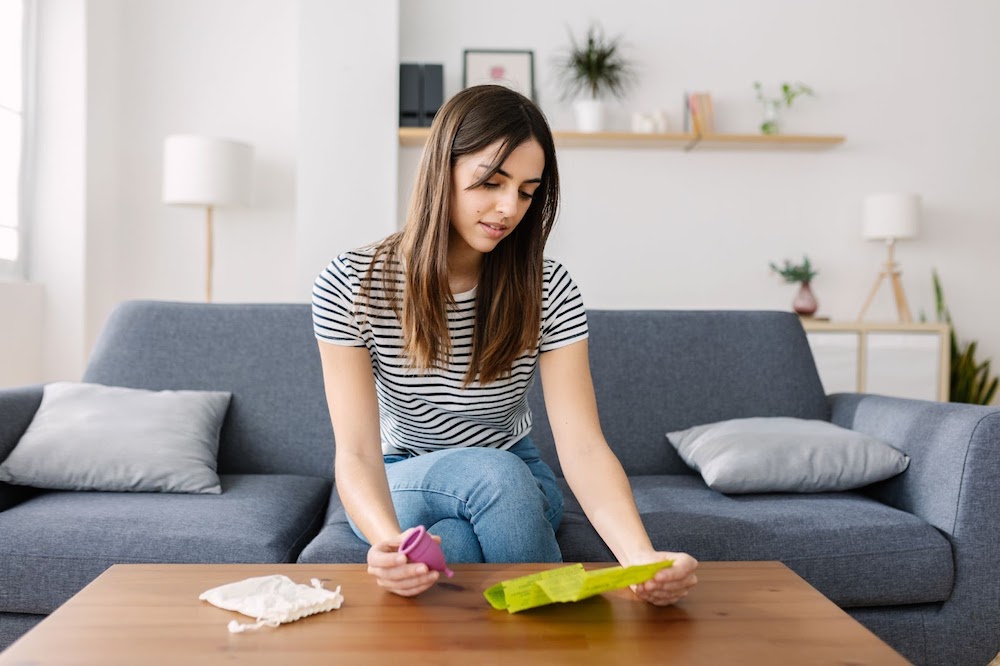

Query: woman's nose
495;188;518;216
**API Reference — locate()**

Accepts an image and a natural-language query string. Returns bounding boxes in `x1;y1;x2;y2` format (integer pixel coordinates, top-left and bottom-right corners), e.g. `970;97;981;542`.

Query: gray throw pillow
0;382;231;494
666;417;909;494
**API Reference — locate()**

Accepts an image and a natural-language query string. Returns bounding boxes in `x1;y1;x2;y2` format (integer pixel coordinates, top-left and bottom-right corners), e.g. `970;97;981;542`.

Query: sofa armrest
0;384;44;512
830;392;1000;540
831;393;1000;664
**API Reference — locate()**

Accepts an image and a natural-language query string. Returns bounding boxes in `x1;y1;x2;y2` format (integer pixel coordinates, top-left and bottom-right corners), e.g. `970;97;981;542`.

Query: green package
484;560;674;613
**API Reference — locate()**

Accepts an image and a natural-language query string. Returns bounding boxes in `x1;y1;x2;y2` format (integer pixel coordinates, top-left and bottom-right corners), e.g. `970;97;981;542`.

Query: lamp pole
205;205;214;303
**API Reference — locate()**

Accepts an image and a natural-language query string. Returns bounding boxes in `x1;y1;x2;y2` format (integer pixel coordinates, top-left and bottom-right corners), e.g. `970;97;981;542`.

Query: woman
313;84;697;605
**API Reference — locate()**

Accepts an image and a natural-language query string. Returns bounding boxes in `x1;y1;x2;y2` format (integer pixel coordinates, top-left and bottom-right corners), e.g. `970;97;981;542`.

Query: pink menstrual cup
399;525;454;577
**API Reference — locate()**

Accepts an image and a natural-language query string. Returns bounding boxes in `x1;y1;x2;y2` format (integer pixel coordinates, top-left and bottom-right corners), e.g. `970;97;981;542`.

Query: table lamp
857;192;920;323
162;135;254;302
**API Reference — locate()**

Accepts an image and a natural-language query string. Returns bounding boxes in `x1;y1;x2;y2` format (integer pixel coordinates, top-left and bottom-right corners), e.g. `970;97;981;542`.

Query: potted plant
753;81;815;135
770;255;819;316
557;24;635;132
930;270;999;405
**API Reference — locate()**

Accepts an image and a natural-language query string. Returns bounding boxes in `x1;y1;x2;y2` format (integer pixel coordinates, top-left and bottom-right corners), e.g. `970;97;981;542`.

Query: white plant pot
573;99;606;133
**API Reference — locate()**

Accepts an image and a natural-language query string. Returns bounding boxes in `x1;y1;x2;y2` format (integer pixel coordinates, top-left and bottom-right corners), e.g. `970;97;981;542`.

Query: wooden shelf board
694;133;845;151
399;127;844;151
553;131;696;149
801;320;950;333
398;127;435;146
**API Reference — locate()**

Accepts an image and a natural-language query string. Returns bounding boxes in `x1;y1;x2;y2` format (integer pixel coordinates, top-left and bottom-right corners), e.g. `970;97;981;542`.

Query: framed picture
463;50;535;101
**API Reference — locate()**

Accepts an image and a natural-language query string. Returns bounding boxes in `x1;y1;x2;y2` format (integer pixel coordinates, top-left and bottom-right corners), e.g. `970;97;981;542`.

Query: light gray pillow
0;382;231;494
666;417;909;494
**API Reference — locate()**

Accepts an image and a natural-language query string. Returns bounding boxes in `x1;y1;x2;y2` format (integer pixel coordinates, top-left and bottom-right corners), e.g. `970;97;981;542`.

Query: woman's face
448;139;545;259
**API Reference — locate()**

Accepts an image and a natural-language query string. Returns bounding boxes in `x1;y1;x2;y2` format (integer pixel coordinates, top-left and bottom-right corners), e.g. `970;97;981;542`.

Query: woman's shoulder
334;243;377;274
541;257;585;311
327;240;401;278
542;257;576;282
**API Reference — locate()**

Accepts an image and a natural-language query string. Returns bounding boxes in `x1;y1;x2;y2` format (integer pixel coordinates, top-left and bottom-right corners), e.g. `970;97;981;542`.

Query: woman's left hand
627;551;699;606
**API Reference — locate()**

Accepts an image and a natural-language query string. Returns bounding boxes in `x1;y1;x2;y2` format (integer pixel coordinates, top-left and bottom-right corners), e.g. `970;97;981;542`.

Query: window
0;0;30;278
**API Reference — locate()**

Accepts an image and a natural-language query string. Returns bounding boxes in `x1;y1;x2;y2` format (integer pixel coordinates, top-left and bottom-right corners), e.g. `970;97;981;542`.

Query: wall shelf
398;127;845;151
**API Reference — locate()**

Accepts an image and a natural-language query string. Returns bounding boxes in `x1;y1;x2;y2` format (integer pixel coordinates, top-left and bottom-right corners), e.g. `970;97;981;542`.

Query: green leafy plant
557;24;635;101
754;81;816;107
931;269;998;405
769;256;818;284
753;81;815;134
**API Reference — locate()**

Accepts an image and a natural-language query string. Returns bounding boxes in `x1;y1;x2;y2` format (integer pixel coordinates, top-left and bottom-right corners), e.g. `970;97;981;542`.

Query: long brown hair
361;85;560;386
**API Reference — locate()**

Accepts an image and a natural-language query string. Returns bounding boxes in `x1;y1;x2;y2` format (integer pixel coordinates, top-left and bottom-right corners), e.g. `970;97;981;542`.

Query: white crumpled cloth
199;574;344;633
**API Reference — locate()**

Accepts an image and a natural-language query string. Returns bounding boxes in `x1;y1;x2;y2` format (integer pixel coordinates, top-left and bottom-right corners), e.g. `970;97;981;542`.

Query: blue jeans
347;436;564;563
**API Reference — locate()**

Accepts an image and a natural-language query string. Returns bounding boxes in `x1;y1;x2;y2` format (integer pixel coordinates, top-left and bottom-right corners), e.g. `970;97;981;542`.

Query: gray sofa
1;301;997;665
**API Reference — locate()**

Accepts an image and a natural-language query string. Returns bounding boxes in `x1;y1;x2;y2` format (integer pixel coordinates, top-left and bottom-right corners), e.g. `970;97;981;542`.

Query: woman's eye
480;181;532;200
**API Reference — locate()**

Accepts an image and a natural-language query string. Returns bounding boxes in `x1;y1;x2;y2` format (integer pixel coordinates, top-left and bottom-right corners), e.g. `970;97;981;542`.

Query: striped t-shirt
312;245;589;456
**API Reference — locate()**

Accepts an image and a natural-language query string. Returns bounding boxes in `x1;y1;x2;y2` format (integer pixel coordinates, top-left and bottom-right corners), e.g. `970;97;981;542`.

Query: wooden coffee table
0;561;906;664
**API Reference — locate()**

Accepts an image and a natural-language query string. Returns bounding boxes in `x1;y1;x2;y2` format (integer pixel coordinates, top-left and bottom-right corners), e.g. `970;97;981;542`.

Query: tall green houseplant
932;270;998;405
557;24;634;101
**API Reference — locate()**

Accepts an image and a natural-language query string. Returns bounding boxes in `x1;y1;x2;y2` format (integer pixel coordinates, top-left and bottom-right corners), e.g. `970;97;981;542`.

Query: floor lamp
162;135;254;302
857;193;920;323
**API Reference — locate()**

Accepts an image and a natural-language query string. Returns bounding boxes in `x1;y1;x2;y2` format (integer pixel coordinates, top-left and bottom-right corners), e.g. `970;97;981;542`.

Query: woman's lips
479;222;506;239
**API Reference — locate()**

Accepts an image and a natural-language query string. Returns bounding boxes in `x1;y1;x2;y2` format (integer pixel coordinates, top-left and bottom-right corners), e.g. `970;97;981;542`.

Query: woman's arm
539;340;698;605
319;341;399;542
318;342;439;595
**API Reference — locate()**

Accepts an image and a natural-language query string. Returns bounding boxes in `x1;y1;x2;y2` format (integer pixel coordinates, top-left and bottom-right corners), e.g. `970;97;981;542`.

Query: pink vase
793;281;818;316
399;525;454;577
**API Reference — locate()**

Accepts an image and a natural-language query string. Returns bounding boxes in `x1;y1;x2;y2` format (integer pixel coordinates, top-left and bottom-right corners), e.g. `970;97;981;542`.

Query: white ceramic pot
573;99;606;132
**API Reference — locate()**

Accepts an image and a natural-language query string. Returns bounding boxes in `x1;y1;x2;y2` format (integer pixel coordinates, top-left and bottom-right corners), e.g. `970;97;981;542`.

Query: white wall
0;281;42;385
85;0;123;354
113;0;298;306
2;0;300;388
297;0;399;292
400;0;1000;388
30;0;87;382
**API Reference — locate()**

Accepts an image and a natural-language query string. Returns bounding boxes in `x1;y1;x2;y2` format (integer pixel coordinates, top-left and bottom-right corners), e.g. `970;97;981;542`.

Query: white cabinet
802;321;950;401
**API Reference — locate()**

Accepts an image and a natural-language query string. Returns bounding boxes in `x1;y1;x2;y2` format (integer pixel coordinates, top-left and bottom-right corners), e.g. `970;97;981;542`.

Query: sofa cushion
296;492;370;564
556;475;953;608
528;310;830;476
0;613;44;653
0;382;231;494
82;301;335;477
0;474;330;614
666;417;910;493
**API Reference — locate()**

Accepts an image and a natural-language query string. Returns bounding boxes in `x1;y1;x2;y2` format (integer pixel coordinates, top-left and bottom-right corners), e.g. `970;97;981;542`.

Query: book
702;93;715;134
688;92;702;135
686;92;715;136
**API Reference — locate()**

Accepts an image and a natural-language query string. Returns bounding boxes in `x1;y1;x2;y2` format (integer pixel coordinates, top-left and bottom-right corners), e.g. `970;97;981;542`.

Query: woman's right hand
366;528;441;597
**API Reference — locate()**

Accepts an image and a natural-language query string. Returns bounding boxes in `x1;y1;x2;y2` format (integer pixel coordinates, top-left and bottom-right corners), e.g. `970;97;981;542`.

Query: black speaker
421;65;443;127
399;63;422;128
399;63;444;128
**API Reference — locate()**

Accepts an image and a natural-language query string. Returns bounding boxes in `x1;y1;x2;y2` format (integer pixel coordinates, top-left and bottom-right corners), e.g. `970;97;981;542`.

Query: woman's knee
429;518;484;563
457;448;539;492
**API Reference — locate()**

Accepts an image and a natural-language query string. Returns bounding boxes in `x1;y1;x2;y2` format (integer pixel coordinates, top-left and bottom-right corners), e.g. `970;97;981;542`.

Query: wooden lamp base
858;240;912;323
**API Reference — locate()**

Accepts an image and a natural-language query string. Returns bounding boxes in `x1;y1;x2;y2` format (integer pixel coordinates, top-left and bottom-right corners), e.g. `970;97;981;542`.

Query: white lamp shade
863;193;920;240
162;135;254;206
